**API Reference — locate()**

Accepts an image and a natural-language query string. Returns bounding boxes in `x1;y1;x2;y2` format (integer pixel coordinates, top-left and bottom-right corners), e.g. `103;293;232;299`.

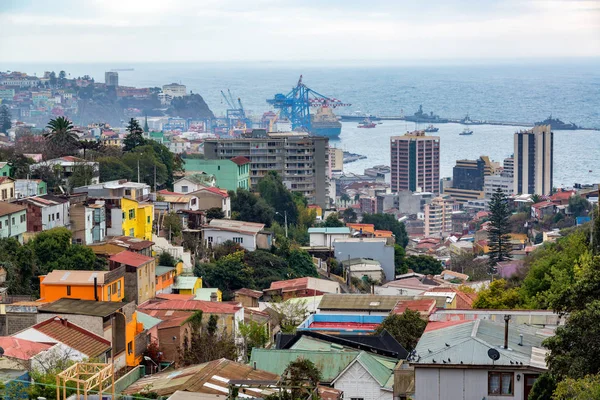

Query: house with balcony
14;194;70;233
0;202;27;242
39;268;126;302
174;174;216;193
70;199;106;245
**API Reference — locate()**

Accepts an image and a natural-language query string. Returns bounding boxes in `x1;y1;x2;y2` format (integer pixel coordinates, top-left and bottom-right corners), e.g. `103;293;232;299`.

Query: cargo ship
310;106;342;138
535;115;580;130
404;105;449;123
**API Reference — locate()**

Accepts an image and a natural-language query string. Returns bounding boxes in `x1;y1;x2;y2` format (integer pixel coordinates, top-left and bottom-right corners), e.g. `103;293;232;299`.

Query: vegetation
270;298;309;333
229;188;274;226
361;213;409;247
323;212;344;227
471;279;523;309
258;171;299;225
394;244;407;275
158;251;177;268
180;311;237;366
44;116;79;157
373;309;427;352
239;320;269;361
341;207;357;223
0;104;11;133
487;188;512;268
552;375;600;400
403;255;443;275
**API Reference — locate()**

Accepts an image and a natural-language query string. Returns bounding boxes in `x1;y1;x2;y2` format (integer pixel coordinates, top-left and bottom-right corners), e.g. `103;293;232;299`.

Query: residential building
390;131;440;194
172;276;202;296
39;268;125;302
424;196;454;238
203;131;330;208
333;237;395;281
503;156;514;177
13;316;112;363
308;227;351;247
0;88;15;101
195;288;223;302
359;196;377;213
32;156;100;186
203;219;272;251
317;294;408;316
14;179;47;198
342;258;385;283
37;298;145;368
189;187;231;217
109;251;156;304
0;202;27;242
0;162;11;177
329;147;344;172
364;165;392;184
182;157;251;191
484;174;514;199
105;71;118;87
297;313;386;333
155;265;177;295
74;180;151;201
168;136;191;154
263;277;341;301
411;319;552;400
162;83;187;98
155;190;199;213
108;235;154;257
174;174;215;193
514;125;553;195
0;337;55;371
70;201;105;244
14;194;70;232
234;288;262;308
0;177;15;201
95;197;153;241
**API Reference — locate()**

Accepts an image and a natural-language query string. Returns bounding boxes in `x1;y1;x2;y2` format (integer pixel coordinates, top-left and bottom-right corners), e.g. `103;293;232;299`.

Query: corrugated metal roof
195;288;220;301
172;276;200;290
33;316;111;357
138;299;239;314
156;265;176;277
39;298;126;317
207;219;264;234
109;251;154;267
318;294;404;311
353;352;396;388
250;349;359;383
0;337;53;360
41;270;110;285
308;227;351;234
137;311;163;330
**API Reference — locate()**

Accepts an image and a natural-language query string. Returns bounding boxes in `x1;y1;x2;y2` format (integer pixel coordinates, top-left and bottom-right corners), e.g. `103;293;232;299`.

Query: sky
0;0;599;63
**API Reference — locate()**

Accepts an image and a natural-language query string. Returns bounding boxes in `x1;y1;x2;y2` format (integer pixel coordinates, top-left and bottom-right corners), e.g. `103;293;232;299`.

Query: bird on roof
445;343;450;347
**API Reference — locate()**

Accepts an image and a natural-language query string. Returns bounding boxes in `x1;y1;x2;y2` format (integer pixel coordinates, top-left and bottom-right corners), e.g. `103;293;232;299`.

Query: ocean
5;61;600;187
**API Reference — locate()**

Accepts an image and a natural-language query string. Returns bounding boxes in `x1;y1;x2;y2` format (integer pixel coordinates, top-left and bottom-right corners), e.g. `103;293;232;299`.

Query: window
67;285;71;296
147;216;150;224
125;189;132;197
0;221;2;229
207;236;213;243
181;185;189;193
1;189;6;199
129;209;135;219
107;284;111;298
129;228;134;237
11;217;15;225
191;198;197;206
127;341;133;354
233;237;244;244
139;270;142;278
52;213;55;221
56;212;60;220
117;280;121;297
488;372;513;396
350;398;364;400
48;215;51;223
122;212;126;220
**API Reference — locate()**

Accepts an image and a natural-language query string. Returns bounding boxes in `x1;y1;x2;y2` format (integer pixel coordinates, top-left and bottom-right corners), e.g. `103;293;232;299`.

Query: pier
375;115;534;127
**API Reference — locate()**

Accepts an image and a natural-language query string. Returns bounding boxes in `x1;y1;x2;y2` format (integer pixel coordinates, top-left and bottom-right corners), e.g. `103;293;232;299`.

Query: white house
203;219;272;251
174;174;216;194
411;319;552;400
308;227;351;247
156;190;200;212
15;194;70;232
332;352;394;400
32;156;100;186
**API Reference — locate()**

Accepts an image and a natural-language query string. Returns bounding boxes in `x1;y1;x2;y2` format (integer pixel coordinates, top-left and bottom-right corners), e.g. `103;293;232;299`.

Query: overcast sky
1;0;599;63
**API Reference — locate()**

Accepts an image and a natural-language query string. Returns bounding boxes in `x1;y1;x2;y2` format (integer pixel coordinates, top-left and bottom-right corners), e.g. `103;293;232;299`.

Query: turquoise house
0;202;27;243
0;162;12;177
184;157;250;192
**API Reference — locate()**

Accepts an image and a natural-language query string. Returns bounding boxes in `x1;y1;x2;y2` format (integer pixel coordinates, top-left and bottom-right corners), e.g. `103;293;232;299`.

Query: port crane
220;89;251;132
266;75;350;132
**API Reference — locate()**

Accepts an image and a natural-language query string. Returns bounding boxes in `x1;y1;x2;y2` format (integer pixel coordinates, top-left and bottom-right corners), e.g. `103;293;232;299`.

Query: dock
375;115;534;127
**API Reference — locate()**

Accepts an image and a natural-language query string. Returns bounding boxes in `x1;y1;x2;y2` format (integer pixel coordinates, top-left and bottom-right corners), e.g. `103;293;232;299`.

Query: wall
136;260;156;305
334;240;395;281
309;233;350;247
36;313;103;337
40;201;70;231
414;367;531;400
182;159;243;192
157;323;191;365
204;228;257;251
335;361;392;400
0;209;27;241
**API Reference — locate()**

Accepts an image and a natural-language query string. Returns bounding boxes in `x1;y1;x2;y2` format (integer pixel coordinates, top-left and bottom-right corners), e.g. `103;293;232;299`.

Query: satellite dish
488;348;500;361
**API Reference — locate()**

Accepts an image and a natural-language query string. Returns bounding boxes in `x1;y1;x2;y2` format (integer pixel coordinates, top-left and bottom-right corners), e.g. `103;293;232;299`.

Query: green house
0;162;11;177
183;157;250;192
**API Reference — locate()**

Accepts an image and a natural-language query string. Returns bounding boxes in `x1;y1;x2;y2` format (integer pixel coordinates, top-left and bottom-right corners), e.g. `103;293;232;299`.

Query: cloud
0;0;598;62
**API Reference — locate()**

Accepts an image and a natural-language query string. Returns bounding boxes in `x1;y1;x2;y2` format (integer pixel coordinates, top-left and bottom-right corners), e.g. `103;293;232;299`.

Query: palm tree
340;193;351;207
78;139;101;159
44;116;79;157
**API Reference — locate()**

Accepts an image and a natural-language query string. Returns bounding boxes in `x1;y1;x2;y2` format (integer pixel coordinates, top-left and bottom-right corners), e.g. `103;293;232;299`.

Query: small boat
358;118;376;128
424;124;439;132
459;128;473;135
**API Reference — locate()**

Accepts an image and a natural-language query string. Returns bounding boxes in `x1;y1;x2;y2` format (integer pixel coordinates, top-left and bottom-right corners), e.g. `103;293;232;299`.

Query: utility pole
137;158;140;183
284;210;288;239
154;164;157;192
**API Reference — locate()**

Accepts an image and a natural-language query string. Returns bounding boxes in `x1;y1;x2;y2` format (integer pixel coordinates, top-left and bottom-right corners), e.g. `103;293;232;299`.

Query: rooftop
41;270;113;286
206;219;265;234
230;156;251;166
235;288;263;299
0;202;26;216
155;265;176;277
39;298;126;317
31;316;111;358
172;276;200;290
308;227;351;234
0;337;53;360
137;311;163;330
318;294;405;311
392;299;437;316
110;236;154;251
109;251;154;267
138;299;240;314
195;288;221;301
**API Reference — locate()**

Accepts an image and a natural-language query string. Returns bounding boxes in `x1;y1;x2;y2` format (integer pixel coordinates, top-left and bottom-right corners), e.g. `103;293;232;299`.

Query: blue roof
308;227;351;234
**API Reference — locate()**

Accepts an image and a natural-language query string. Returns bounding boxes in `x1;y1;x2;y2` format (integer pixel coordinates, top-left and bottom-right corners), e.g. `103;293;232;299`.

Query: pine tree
123;118;146;152
0;105;12;133
488;187;512;270
143;115;149;133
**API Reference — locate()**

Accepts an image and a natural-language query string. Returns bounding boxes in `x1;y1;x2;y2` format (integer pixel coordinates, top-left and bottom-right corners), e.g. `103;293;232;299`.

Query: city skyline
1;0;599;63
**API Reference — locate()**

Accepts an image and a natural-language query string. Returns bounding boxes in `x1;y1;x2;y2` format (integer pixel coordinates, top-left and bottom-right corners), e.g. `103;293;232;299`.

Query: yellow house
172;276;202;295
0;177;15;201
121;198;153;241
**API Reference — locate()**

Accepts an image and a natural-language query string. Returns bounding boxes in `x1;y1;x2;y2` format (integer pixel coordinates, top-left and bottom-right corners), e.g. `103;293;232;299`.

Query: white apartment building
424;196;454;238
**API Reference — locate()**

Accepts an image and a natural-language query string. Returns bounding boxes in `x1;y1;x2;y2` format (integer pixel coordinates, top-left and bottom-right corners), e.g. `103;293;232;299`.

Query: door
523;374;539;399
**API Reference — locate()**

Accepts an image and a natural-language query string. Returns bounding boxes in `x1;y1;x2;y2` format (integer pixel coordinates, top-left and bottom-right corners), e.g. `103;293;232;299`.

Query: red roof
158;189;184;196
235;288;263;299
156;293;195;301
0;337;53;360
138;299;240;314
269;277;309;291
198;186;229;197
32;317;111;357
157;316;189;329
109;251;154;268
0;177;14;184
309;322;380;330
532;201;554;209
393;299;436;315
425;320;471;332
230;156;251;166
549;190;576;202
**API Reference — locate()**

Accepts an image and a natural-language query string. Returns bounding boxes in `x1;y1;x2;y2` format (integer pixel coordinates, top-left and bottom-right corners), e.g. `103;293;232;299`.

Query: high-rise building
329;147;344;173
443;156;494;204
104;71;118;87
514;125;553;195
424;196;454;238
502;156;514;178
484;174;514;199
203;131;329;208
390;131;440;194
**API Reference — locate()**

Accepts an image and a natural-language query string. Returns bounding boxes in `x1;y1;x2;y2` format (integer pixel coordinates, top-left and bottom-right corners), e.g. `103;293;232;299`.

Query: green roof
195;288;220;301
137;311;163;330
249;349;359;383
149;131;164;138
350;352;396;389
291;336;349;352
155;265;175;277
308;227;351;234
173;276;200;290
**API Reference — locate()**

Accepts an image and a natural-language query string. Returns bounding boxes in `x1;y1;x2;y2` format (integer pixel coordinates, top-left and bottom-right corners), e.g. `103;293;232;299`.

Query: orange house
39;268;126;302
155;265;177;294
346;223;376;235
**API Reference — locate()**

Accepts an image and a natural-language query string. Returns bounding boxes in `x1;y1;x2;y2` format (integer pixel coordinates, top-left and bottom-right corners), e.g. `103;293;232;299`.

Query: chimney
210;292;218;302
503;314;511;349
94;277;99;301
519;334;524;346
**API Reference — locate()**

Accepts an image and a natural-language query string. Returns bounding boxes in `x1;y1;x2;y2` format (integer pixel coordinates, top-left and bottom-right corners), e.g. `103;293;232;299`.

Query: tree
122;146;168;188
257;171;299;225
552;374;600;400
472;279;523;309
361;213;409;247
341;207;357;223
206;207;225;221
197;251;253;300
229;189;274;226
449;252;489;281
280;359;322;400
78;139;101;159
487;188;512;268
68;162;96;190
44;116;79;157
0;104;11;133
287;249;318;278
323;213;344;227
48;71;57;87
568;195;591;217
271;298;309;333
394;244;407;275
143;115;150;133
239;320;269;362
123;118;146;152
158;251;177;267
98;156;134;182
527;373;557;400
212;240;244;260
340;193;351;207
373;309;427;352
162;211;182;241
403;255;443;275
180;311;237;366
58;70;67;87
